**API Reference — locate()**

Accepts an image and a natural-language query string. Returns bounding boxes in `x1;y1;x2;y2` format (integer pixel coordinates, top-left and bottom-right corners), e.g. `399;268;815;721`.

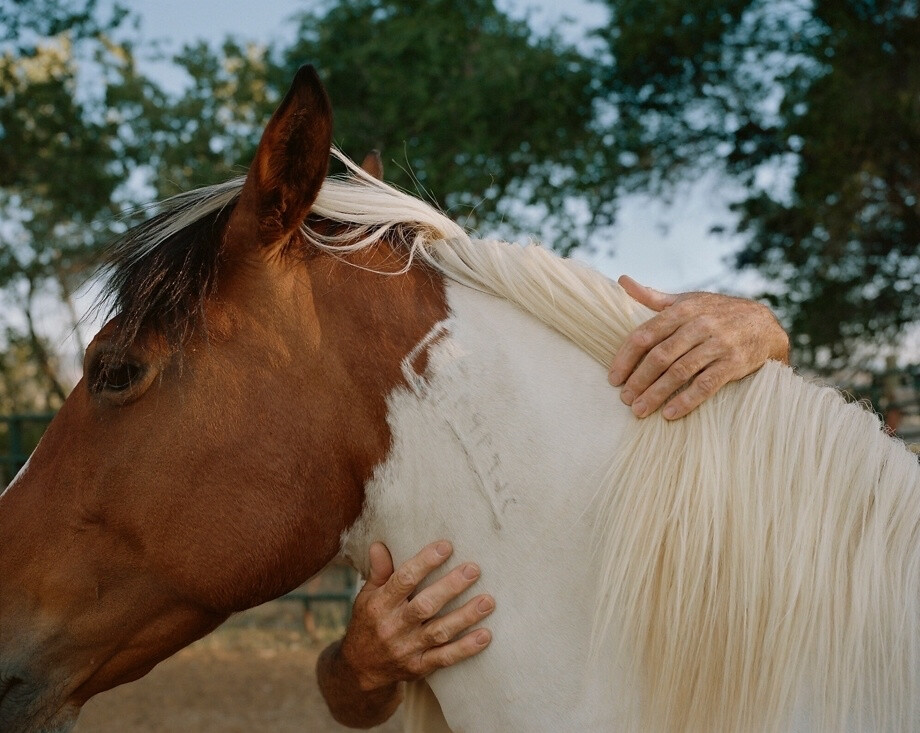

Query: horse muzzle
0;672;78;733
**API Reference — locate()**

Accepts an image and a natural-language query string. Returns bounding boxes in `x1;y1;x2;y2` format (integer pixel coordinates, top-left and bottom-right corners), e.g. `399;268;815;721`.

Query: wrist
317;639;403;727
337;635;398;694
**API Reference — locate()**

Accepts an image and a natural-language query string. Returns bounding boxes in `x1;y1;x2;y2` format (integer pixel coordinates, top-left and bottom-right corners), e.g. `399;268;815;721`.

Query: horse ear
360;150;384;180
225;65;333;253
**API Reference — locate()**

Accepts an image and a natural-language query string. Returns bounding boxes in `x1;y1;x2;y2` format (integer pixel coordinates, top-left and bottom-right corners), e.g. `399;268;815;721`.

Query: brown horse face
0;67;362;732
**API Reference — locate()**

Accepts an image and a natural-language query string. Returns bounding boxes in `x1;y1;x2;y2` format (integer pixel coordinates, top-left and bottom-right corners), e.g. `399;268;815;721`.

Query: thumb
618;275;678;312
364;541;395;590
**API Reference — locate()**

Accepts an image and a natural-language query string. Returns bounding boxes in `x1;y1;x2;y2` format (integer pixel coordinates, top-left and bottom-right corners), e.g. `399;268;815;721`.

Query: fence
0;412;56;486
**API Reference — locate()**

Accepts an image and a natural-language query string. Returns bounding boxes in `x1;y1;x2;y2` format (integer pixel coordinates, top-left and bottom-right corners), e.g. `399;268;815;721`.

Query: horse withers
2;65;920;732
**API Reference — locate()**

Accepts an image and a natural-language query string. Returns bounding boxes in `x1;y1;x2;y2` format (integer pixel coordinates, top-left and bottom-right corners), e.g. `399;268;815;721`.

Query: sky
112;0;759;297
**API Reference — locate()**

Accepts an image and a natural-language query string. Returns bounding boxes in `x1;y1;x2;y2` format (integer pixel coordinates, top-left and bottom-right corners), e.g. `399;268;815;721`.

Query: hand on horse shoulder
609;275;789;420
317;541;494;727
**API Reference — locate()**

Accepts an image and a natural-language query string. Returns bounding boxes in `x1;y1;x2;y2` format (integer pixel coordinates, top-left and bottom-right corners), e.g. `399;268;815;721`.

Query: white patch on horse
400;319;449;397
399;319;511;531
342;282;635;732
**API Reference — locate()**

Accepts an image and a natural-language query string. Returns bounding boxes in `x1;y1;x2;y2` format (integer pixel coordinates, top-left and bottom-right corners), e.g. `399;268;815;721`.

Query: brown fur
0;66;447;729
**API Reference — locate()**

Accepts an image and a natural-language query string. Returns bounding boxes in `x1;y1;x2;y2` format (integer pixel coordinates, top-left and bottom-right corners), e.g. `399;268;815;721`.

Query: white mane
310;151;920;730
141;148;920;730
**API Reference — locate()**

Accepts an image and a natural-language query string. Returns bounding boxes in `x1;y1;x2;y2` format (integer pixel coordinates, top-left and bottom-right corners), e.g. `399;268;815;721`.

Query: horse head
0;66;446;732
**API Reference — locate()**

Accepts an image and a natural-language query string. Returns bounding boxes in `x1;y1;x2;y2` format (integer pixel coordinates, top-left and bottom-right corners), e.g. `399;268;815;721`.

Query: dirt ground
74;599;403;733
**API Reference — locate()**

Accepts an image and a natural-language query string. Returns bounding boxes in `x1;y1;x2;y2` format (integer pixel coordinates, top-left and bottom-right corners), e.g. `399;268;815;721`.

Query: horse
1;65;919;733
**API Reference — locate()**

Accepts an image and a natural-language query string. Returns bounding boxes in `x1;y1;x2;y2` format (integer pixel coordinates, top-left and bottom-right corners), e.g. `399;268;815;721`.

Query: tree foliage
282;0;608;246
0;0;158;402
599;0;920;365
145;0;609;250
1;0;918;406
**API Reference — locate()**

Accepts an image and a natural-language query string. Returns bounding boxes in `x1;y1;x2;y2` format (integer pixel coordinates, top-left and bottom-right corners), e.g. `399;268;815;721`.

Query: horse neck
288;240;449;544
340;281;635;730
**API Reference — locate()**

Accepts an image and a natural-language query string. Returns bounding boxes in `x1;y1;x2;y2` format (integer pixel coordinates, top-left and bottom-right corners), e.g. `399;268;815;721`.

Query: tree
597;0;920;366
0;0;162;402
286;0;609;248
148;0;610;252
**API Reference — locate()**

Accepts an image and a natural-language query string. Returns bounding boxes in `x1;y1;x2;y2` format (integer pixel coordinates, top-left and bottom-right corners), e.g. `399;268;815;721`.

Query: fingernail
475;630;491;645
631;399;646;417
620;388;634;405
436;541;451;557
477;597;494;613
608;370;623;386
663;405;678;419
463;563;480;580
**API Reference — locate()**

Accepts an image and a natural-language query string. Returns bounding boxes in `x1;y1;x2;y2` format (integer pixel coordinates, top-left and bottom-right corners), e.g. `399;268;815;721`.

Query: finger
619;324;706;405
661;364;731;420
404;563;482;624
382;540;453;605
609;312;682;387
416;627;493;675
365;542;395;590
617;275;679;312
419;594;495;647
628;344;715;418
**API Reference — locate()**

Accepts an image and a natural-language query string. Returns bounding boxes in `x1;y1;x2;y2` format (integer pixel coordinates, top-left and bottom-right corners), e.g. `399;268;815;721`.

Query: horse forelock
97;148;464;354
99;179;243;354
99;147;650;364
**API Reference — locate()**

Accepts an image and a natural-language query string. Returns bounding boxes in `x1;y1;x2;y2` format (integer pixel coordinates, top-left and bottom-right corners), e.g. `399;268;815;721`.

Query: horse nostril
0;674;25;708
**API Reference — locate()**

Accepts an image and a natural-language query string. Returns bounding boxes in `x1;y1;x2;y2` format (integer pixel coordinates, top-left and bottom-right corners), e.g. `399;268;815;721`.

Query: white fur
341;283;636;731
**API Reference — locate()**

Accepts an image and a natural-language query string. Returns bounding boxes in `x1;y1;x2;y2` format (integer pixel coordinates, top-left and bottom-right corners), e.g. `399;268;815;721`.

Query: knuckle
394;567;415;590
387;639;416;667
364;597;385;619
669;359;696;383
670;299;695;319
646;347;671;371
377;619;399;645
433;647;457;669
427;625;452;646
725;351;746;370
695;314;719;333
693;371;721;395
408;596;434;621
631;328;655;350
406;655;428;678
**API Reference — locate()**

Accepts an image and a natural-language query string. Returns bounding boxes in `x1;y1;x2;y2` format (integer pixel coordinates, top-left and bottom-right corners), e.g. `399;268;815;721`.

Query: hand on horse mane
608;275;790;420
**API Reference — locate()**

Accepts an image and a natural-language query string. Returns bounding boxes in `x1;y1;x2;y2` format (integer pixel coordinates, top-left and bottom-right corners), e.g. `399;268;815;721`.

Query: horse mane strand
593;365;920;731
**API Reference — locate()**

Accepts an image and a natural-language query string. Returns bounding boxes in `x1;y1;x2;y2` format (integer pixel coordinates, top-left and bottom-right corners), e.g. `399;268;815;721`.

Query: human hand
339;541;494;692
608;275;789;420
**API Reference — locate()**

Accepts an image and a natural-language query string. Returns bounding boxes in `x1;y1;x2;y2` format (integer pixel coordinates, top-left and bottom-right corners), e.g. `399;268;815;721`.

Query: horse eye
90;359;147;394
